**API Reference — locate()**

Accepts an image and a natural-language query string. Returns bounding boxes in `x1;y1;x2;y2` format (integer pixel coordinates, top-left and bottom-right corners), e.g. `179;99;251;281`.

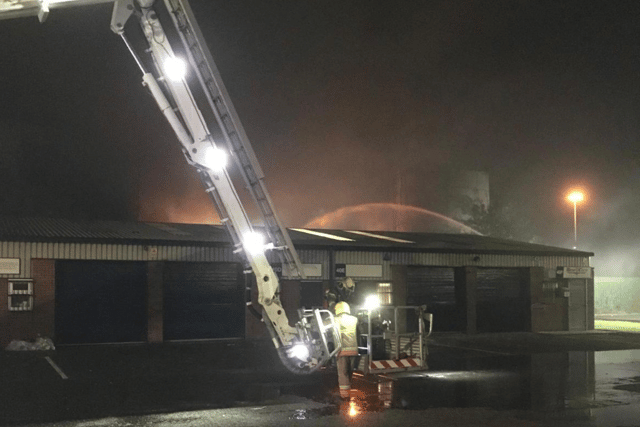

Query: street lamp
567;190;584;249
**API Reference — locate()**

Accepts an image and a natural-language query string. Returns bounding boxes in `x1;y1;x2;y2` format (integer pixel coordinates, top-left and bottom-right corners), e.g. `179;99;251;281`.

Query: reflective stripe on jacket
336;312;358;356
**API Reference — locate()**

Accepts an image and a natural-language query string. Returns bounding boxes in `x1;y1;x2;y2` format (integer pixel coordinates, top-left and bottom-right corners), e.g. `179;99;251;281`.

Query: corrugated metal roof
0;216;593;257
0;216;230;245
287;228;593;256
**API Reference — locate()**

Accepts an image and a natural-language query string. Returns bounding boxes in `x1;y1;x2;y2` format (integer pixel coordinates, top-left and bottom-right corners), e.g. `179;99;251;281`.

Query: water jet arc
304;203;482;235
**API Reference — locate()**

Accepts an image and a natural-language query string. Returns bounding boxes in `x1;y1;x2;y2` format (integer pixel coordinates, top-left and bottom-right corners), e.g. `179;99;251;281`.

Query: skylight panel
290;228;355;242
345;230;415;244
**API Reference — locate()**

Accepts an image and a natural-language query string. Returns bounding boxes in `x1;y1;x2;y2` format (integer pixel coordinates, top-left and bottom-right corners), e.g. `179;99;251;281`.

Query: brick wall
0;259;55;348
0;277;8;347
32;259;56;340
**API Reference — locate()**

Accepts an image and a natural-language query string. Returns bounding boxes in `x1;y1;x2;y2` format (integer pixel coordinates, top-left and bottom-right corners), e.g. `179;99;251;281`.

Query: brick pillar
32;259;56;340
147;262;164;343
0;278;8;347
455;266;477;334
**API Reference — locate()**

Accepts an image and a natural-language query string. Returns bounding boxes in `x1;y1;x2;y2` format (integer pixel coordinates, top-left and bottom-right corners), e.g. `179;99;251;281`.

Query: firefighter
334;301;358;399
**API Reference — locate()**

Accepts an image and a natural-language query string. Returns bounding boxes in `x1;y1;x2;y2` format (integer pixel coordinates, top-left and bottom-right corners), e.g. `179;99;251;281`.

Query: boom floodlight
163;56;187;81
289;343;310;361
243;231;267;256
203;146;227;172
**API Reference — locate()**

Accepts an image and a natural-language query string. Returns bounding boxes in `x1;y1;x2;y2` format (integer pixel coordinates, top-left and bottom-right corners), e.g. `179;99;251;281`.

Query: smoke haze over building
1;0;639;275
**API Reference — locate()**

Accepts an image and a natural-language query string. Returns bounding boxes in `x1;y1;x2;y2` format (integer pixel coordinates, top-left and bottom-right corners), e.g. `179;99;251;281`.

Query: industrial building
0;217;594;347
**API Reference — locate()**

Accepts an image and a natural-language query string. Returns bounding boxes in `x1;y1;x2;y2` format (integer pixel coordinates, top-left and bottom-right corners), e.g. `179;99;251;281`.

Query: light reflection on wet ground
3;339;639;426
293;349;640;426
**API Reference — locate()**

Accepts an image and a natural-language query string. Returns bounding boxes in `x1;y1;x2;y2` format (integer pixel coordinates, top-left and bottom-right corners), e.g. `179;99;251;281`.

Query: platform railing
356;305;433;374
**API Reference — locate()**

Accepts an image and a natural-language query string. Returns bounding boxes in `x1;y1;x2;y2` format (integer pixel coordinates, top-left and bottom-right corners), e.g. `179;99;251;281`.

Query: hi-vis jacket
336;312;358;356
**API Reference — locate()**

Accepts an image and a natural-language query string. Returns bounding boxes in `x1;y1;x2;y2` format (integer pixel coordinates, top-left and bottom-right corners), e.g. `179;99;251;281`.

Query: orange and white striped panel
370;357;421;370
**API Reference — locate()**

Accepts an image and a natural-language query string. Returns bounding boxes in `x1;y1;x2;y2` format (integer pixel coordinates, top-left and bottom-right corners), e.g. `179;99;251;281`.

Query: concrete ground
2;331;640;427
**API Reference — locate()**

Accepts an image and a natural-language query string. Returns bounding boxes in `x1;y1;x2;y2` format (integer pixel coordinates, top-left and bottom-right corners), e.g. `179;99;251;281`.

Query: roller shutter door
55;261;147;344
476;268;529;332
407;267;461;332
163;262;244;341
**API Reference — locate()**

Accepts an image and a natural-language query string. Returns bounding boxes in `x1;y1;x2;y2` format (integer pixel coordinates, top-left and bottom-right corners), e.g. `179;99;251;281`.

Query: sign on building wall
276;263;322;278
0;258;20;275
335;264;382;278
558;266;593;279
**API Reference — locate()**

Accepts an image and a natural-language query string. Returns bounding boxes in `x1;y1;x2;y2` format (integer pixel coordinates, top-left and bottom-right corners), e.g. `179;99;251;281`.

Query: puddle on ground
289;349;640;425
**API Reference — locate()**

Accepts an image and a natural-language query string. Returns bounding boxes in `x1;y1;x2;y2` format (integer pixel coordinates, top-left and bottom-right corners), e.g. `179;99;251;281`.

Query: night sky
1;0;640;275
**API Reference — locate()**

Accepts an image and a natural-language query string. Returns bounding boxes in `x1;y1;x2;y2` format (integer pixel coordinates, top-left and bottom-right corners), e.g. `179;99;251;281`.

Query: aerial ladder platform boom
0;0;341;373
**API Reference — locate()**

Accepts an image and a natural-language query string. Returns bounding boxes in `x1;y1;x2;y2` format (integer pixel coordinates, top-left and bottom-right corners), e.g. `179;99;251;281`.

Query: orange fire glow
138;189;221;225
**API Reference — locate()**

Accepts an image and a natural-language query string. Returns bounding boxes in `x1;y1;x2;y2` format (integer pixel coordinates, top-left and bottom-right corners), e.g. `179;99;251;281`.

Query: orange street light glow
566;190;585;248
567;191;584;204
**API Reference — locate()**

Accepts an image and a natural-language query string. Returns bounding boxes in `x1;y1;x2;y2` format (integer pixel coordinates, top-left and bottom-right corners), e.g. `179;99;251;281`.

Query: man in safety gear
334;301;359;399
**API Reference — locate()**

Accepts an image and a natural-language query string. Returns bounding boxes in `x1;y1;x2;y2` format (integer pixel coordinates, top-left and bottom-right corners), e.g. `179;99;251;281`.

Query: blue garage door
476;268;530;332
407;266;462;332
163;262;244;341
55;261;147;344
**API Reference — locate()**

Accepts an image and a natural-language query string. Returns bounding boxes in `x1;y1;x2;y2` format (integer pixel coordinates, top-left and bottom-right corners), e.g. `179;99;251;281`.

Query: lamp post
567;191;584;249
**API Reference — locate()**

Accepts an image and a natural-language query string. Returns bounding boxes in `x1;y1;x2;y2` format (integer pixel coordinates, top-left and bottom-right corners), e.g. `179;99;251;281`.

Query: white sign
346;264;383;278
283;264;322;278
562;266;592;279
0;258;20;275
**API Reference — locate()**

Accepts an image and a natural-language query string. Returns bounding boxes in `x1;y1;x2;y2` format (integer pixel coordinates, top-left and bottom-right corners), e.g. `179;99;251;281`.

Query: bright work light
243;231;267;256
163;56;187;81
290;343;309;361
203;146;227;172
364;295;380;311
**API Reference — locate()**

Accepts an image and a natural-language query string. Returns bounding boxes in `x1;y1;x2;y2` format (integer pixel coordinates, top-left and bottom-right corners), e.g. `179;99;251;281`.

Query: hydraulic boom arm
0;0;341;373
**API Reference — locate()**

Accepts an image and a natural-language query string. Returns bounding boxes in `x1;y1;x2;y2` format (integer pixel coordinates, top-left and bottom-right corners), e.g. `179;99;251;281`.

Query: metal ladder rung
165;0;305;278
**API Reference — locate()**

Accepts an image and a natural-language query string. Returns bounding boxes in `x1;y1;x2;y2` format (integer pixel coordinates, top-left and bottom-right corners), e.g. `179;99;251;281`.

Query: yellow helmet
334;301;350;315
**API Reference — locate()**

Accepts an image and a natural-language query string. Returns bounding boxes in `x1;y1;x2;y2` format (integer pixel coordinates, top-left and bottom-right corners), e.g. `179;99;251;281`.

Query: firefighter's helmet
335;301;350;315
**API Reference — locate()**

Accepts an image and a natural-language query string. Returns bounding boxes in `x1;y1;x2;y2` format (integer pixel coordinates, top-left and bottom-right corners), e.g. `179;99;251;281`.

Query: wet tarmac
2;333;640;427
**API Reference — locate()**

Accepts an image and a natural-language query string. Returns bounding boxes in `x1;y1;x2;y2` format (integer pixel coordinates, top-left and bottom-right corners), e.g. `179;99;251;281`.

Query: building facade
0;218;594;347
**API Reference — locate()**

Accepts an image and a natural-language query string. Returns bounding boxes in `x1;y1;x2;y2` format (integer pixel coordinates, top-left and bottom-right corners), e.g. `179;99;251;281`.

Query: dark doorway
163;262;244;340
407;266;461;332
476;268;530;332
55;261;147;344
300;281;324;308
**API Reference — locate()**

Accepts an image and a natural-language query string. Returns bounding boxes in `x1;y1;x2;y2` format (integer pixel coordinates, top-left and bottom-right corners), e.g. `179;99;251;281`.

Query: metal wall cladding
318;251;590;281
0;241;238;278
1;240;591;280
389;252;591;269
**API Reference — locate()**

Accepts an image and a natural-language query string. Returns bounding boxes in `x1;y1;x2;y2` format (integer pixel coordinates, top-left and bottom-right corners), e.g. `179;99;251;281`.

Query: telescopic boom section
109;0;341;372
